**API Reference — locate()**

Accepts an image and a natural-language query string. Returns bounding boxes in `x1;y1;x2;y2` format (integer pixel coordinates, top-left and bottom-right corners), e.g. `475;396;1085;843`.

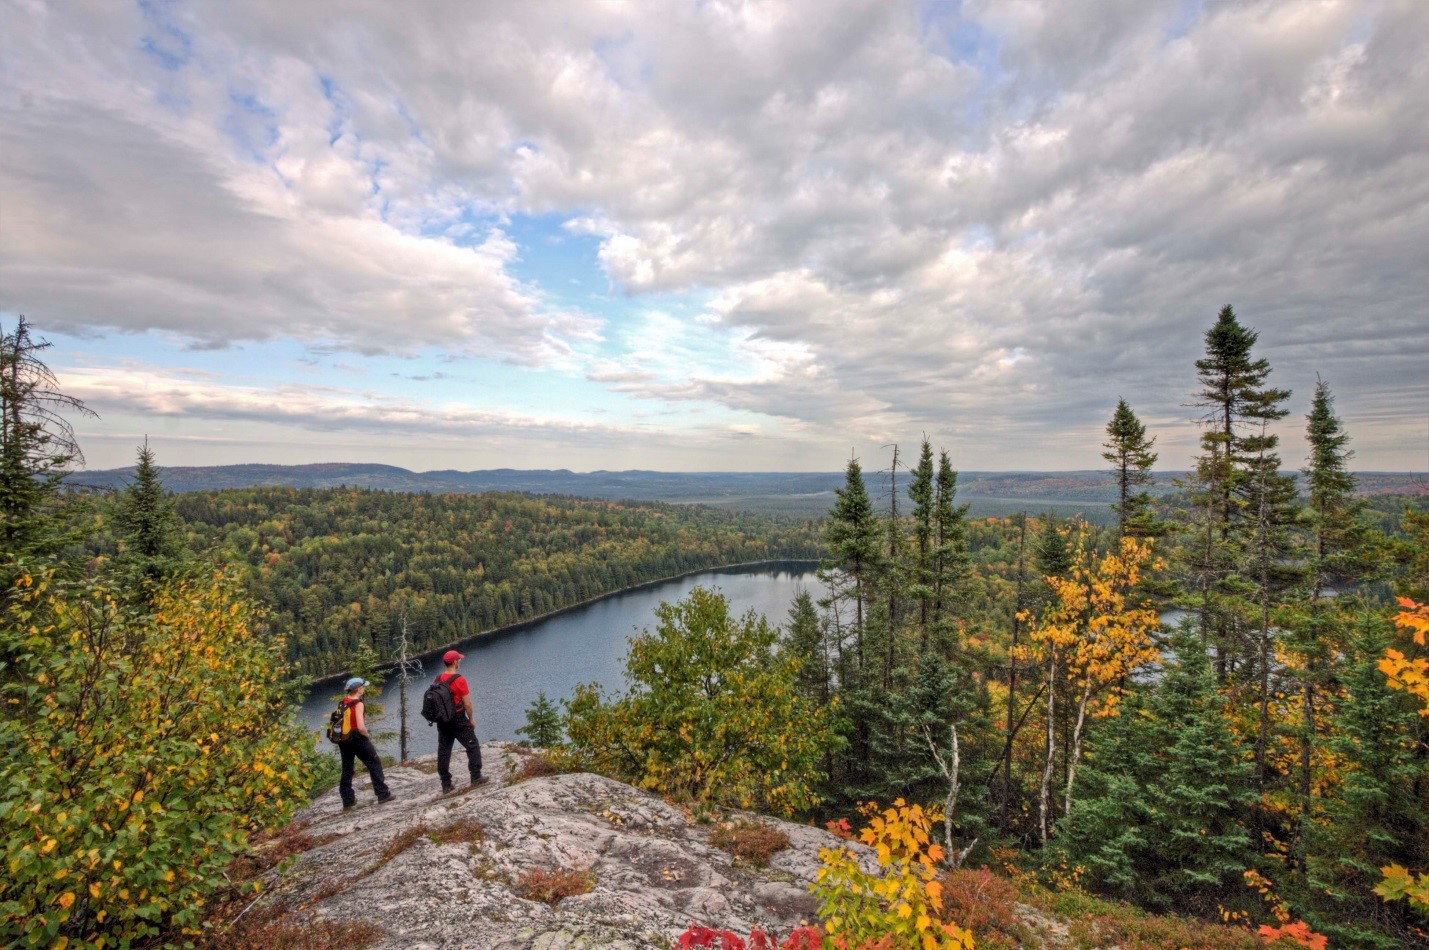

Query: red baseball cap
442;650;464;664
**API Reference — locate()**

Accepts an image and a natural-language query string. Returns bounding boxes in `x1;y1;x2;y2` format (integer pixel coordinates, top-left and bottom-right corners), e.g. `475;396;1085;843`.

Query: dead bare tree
922;721;977;869
394;614;423;762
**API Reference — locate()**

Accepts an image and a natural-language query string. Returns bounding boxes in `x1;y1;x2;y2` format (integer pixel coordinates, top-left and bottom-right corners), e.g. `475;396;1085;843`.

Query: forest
155;488;821;679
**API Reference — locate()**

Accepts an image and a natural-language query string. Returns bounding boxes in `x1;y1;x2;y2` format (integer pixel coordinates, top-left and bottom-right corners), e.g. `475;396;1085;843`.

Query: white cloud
3;0;1426;468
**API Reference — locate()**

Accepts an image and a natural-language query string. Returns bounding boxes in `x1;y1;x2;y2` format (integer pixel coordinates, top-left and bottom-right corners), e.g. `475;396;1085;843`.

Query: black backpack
327;699;350;744
421;674;457;725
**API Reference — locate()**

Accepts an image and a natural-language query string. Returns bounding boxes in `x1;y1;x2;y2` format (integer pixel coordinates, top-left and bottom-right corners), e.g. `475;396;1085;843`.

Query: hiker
335;677;393;809
432;650;487;792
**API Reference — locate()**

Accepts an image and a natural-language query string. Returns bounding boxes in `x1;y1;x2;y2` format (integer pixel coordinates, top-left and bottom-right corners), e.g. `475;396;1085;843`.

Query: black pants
338;734;390;807
437;715;482;787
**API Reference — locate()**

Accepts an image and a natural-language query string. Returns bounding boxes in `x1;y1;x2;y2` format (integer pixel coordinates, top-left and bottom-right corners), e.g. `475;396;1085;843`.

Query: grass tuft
514;865;597;905
708;818;791;868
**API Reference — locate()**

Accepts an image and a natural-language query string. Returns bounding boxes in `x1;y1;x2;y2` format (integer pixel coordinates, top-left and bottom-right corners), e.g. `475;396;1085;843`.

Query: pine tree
909;440;936;640
1049;690;1154;897
1186;304;1292;678
786;589;829;707
517;691;563;749
0;317;94;571
1034;515;1073;582
1287;378;1379;868
931;450;970;641
1306;615;1427;946
823;456;879;669
113;440;186;588
1239;412;1302;801
1142;629;1256;910
1102;398;1161;539
1054;629;1254;911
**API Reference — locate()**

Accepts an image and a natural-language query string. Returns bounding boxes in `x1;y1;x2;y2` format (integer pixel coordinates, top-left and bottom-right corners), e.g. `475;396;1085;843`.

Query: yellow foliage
1026;536;1160;716
1379;598;1429;714
813;799;976;949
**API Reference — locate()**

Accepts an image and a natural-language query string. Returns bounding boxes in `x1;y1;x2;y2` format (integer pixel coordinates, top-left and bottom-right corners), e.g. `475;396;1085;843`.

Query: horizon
4;3;1427;472
78;460;1427;478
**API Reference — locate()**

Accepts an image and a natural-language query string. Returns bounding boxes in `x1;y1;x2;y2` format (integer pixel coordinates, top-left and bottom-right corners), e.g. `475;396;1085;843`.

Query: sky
1;0;1425;473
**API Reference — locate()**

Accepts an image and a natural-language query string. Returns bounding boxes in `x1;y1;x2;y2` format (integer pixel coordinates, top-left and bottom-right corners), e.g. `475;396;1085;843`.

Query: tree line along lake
300;563;819;757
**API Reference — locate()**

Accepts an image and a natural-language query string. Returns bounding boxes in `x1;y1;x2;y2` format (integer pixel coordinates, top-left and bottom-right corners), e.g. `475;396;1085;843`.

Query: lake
300;562;820;757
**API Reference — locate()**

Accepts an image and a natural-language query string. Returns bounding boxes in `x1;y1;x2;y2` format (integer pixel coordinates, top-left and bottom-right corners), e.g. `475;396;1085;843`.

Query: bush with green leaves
560;585;836;816
0;567;310;947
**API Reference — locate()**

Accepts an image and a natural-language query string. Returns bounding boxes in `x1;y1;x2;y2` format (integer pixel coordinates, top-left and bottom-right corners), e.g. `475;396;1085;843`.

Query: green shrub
561;586;836;816
0;569;310;947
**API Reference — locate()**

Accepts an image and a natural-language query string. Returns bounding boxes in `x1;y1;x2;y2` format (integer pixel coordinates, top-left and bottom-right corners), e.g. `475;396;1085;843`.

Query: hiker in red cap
433;649;485;792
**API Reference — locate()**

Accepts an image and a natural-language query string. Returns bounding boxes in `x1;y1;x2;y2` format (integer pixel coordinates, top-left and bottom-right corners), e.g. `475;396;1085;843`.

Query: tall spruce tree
822;456;881;798
1187;304;1292;679
1287;378;1379;868
1102;398;1161;539
909;440;936;641
1240;413;1302;802
931;450;971;641
823;456;879;670
0;317;94;570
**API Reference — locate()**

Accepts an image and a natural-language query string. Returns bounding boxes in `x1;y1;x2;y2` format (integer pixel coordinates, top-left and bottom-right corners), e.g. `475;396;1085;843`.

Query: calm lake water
300;563;819;757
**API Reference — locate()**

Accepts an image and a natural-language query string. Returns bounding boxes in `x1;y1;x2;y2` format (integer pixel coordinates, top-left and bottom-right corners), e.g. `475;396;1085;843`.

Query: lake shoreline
303;558;821;689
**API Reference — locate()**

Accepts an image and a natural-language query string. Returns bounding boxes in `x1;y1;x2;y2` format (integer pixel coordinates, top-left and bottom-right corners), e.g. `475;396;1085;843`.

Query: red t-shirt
439;673;470;716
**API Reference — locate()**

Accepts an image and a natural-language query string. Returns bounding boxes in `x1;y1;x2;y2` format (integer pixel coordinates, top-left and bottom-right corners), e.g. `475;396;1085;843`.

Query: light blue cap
345;677;369;690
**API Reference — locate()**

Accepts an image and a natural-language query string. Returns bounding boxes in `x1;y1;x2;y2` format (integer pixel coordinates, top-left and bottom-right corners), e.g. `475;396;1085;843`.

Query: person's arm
354;700;369;737
463;693;474;721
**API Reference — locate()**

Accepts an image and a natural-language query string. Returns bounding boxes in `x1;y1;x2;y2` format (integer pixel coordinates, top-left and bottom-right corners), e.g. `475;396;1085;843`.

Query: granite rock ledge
252;744;865;949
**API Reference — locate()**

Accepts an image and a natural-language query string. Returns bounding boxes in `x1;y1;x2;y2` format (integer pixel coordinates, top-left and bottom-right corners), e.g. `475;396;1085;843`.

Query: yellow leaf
57;892;75;909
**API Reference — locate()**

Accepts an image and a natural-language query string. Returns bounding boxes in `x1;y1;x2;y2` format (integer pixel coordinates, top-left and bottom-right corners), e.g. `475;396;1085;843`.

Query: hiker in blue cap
336;677;393;809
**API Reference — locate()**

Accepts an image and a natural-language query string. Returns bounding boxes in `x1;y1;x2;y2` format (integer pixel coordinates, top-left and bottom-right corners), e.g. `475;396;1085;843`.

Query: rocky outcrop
254;745;870;949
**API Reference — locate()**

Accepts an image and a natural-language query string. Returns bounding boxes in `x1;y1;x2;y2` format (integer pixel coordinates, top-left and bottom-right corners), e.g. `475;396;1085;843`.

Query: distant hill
70;463;1427;519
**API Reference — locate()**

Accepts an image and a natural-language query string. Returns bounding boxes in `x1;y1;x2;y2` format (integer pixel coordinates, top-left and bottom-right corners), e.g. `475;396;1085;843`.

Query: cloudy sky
2;0;1425;473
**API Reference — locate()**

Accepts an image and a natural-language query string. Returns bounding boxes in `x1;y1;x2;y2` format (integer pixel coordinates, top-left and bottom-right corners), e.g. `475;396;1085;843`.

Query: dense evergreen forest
162;488;821;678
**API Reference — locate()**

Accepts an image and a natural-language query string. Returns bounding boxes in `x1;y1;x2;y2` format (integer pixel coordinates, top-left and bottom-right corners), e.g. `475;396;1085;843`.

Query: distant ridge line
71;463;1426;503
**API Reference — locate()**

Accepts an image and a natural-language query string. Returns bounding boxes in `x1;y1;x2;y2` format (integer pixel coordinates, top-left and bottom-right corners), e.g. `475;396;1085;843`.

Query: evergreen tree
1186;304;1291;678
1054;630;1254;911
823;456;879;670
112;440;186;588
1287;378;1379;867
909;440;936;640
1305;615;1428;947
931;450;971;641
1102;398;1161;539
0;317;94;571
786;588;829;707
1034;515;1073;581
517;691;563;748
1050;691;1154;897
1239;412;1302;802
1145;630;1256;910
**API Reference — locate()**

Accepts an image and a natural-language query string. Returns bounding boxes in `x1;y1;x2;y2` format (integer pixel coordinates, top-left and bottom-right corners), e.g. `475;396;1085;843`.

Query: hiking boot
376;792;394;804
469;776;490;788
441;783;454;794
342;803;356;811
